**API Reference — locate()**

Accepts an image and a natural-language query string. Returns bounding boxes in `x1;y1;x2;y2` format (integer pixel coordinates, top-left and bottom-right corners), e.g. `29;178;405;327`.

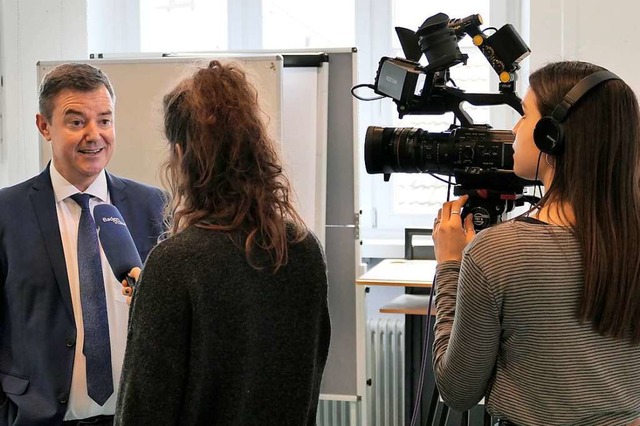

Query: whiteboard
280;65;328;245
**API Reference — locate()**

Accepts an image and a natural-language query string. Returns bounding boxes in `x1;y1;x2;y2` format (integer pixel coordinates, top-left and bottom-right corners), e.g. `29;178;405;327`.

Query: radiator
317;400;354;426
367;317;405;426
316;317;405;426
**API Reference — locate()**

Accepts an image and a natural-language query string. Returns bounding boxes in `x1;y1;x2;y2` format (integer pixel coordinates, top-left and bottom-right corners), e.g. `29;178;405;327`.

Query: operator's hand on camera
433;195;476;263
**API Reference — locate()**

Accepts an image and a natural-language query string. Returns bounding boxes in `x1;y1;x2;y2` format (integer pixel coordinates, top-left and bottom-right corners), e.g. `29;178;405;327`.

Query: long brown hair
530;61;640;342
161;60;307;272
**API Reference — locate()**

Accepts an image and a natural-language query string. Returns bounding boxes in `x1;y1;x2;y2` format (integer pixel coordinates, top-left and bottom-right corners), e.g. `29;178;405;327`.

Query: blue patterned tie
70;194;114;406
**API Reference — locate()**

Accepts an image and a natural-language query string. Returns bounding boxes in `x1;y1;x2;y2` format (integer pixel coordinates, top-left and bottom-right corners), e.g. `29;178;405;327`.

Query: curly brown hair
161;60;307;272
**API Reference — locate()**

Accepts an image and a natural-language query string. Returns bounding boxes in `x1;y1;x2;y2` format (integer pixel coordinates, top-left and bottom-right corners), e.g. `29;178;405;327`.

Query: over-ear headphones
533;70;621;155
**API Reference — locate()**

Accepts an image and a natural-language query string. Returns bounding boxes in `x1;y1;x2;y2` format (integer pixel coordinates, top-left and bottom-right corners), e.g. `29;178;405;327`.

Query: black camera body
362;12;534;229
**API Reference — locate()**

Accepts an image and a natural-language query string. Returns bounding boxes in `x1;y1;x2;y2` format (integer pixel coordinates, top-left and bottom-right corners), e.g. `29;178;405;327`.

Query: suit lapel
28;167;74;319
106;172;132;223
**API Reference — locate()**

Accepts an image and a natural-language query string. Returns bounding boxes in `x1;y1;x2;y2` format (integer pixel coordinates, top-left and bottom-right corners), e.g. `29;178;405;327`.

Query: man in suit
0;63;165;425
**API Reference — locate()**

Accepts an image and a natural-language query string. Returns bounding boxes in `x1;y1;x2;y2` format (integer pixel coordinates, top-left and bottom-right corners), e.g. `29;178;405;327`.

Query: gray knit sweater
433;217;640;426
115;226;331;425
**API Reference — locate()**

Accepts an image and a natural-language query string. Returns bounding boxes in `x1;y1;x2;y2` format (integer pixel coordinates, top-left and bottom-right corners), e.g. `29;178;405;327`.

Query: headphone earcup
533;116;564;155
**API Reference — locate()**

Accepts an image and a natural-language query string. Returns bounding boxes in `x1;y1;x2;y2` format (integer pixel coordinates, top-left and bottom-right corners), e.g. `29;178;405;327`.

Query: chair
404;228;435;261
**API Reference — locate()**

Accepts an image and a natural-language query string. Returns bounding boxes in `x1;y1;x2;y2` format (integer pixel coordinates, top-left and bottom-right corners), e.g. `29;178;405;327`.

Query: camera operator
431;61;640;426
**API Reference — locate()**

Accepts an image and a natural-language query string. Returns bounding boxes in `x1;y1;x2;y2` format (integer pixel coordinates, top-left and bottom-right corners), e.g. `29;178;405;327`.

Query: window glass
139;0;228;52
262;0;355;49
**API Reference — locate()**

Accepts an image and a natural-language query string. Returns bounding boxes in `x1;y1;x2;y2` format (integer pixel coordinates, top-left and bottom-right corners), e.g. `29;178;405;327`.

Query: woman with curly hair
115;60;331;425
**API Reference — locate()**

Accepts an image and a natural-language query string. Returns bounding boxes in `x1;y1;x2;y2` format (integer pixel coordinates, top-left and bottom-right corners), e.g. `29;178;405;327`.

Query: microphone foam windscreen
93;203;142;282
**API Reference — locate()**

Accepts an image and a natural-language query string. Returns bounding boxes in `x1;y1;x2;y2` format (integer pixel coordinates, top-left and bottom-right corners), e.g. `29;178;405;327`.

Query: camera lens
365;126;423;174
365;126;452;174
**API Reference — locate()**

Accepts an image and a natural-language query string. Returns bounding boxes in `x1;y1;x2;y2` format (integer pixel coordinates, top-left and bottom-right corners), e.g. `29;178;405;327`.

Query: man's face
36;87;115;191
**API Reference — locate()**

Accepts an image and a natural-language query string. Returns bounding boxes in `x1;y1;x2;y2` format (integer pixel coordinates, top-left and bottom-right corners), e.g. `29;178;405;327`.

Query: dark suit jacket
0;166;165;426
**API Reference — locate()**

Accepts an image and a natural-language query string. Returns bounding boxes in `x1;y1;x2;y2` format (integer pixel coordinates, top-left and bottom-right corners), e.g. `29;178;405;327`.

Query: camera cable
350;83;385;101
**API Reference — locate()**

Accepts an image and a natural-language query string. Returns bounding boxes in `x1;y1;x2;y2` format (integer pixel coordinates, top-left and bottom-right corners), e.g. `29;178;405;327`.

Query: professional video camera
358;12;536;229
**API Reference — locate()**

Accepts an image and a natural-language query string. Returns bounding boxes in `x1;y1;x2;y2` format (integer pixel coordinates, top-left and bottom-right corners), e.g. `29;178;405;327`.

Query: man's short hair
38;63;115;120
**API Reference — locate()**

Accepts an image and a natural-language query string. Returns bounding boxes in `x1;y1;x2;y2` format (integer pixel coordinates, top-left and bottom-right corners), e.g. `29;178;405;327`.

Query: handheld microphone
93;204;142;288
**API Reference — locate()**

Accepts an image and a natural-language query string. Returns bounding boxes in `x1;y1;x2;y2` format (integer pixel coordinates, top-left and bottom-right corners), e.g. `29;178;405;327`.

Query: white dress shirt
50;165;129;420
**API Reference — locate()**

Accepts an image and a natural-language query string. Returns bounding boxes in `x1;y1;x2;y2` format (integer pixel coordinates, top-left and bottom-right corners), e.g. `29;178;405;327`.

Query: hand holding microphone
93;204;143;305
122;267;141;306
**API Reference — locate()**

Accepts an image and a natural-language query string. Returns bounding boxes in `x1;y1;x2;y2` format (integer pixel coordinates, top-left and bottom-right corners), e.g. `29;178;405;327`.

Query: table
356;258;436;316
356;258;436;288
379;294;436;315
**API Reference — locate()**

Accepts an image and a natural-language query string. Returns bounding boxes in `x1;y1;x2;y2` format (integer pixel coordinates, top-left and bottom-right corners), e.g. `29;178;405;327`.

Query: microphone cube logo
101;216;126;226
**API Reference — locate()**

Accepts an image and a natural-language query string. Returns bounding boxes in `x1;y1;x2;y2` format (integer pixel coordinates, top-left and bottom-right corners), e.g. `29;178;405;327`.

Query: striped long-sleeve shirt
433;217;640;426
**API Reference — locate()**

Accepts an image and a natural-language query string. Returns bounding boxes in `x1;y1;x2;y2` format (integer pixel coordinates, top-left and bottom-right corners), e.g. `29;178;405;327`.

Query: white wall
0;0;88;187
528;0;640;93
